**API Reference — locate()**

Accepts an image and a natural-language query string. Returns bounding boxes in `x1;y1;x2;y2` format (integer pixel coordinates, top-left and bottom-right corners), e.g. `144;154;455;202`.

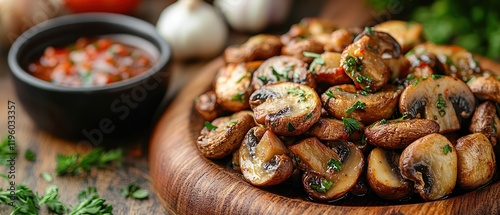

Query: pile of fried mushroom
195;18;499;202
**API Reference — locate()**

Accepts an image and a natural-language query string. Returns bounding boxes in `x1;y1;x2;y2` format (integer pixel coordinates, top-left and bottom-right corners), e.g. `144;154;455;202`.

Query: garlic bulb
214;0;292;33
0;0;61;45
156;0;228;60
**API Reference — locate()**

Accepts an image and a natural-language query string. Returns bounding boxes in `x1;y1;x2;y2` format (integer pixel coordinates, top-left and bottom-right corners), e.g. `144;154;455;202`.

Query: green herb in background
0;136;16;166
10;184;40;215
366;0;500;59
55;147;123;176
120;182;149;200
41;172;53;183
24;149;36;161
39;185;67;214
70;187;113;215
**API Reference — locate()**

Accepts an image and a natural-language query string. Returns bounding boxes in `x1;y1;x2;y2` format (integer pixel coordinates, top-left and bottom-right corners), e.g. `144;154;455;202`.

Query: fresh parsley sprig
120;182;149;200
55;147;123;176
70;187;113;215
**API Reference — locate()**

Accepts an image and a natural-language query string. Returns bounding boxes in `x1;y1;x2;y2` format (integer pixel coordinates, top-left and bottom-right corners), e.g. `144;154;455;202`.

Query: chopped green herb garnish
257;75;268;84
303;51;325;71
327;158;342;171
437;93;447;116
431;74;444;80
287;87;308;102
379;119;389;125
231;91;246;103
405;49;416;57
228;119;238;127
336;87;344;92
412;77;427;86
24;149;36;161
406;74;416;81
39;185;67;214
364;26;374;35
359;91;368;96
120;182;149;200
467;76;477;85
304;112;313;121
346;101;366;114
287;122;296;132
270;66;289;81
343;55;363;76
356;75;372;84
204;121;218;131
433;115;438;120
342;117;360;135
236;73;251;83
443;144;452;155
311;178;333;193
325;90;335;100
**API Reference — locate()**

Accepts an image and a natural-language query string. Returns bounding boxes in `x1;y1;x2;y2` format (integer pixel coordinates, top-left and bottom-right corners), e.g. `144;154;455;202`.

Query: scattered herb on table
55;147;123;176
70;187;113;215
41;172;53;183
120;182;149;200
24;149;36;161
0;136;16;166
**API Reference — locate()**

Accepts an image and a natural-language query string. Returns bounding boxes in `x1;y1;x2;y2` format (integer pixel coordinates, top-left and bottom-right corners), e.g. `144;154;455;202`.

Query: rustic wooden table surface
0;0;369;214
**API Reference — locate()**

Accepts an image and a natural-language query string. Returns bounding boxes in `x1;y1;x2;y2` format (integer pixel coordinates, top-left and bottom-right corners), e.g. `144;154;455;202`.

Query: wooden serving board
150;57;500;215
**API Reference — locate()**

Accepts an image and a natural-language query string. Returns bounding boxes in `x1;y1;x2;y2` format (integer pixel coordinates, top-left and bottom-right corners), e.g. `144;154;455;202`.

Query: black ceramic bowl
8;13;171;141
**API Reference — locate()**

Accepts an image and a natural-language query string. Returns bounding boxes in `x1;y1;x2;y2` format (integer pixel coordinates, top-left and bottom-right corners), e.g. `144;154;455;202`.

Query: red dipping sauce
28;36;157;87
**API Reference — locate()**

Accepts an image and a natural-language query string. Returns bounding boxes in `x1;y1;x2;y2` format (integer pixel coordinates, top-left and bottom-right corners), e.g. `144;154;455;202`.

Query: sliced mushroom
281;38;324;63
224;34;283;64
239;127;294;187
281;18;337;44
374;21;423;53
469;101;499;146
353;29;402;59
324;28;361;53
197;111;255;159
231;148;241;172
311;52;353;85
321;84;402;124
341;35;391;92
367;148;411;200
399;76;476;133
468;76;500;104
249;82;321;136
289;137;364;200
384;56;411;81
307;118;365;141
365;119;440;149
455;133;496;190
215;62;261;112
413;43;489;81
194;90;224;122
399;133;457;201
251;56;316;90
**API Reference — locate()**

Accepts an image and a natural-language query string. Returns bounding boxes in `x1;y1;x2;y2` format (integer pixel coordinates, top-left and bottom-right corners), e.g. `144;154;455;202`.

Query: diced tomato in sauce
28;37;155;87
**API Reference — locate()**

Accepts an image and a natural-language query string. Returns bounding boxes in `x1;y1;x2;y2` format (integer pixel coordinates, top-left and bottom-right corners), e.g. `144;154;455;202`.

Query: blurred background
1;0;498;59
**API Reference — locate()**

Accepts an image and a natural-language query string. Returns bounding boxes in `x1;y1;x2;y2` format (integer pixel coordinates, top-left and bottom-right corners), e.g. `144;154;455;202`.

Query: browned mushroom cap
468;76;500;104
399;133;457;201
215;62;261;112
307;118;365;141
324;28;361;53
239;127;294;187
197;111;255;159
224;34;283;64
399;76;476;133
249;82;322;136
469;101;499;146
374;21;424;53
455;133;496;190
367;148;412;200
385;56;411;82
194;90;224;122
280;17;337;44
341;36;391;92
413;43;485;81
251;56;316;90
289;137;364;200
365;119;440;149
321;84;402;124
310;52;353;85
353;28;402;59
281;38;324;63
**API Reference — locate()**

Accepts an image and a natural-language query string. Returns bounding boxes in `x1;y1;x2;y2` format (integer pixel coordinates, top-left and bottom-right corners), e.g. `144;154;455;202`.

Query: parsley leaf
342;117;360;135
204;121;218;131
443;144;452;155
228;119;238;127
345;101;367;114
41;172;53;183
303;51;325;71
287;122;296;132
327;158;342;171
343;55;363;76
120;182;149;200
55;147;123;176
0;136;16;166
39;185;68;214
71;187;113;215
311;178;334;193
24;149;36;161
231;91;246;103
